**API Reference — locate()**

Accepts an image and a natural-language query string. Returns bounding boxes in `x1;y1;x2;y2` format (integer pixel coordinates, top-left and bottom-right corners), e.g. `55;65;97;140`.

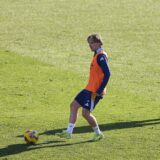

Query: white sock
92;125;101;135
66;123;75;134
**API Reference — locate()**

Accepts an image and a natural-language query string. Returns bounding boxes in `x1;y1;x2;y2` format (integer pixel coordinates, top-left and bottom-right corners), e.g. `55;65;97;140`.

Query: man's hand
92;92;103;101
91;93;97;100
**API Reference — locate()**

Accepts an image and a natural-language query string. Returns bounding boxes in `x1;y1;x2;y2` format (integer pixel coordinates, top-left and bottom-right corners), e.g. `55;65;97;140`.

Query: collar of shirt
94;48;103;56
96;48;103;53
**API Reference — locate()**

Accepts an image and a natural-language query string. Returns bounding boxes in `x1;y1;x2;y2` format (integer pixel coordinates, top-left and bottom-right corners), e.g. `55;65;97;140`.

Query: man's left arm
96;54;111;96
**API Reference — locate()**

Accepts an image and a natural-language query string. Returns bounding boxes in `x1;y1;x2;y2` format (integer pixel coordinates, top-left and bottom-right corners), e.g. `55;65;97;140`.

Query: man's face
88;38;101;51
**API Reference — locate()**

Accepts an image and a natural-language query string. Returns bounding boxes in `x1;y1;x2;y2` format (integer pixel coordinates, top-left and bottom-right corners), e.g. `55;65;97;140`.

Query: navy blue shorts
75;89;103;111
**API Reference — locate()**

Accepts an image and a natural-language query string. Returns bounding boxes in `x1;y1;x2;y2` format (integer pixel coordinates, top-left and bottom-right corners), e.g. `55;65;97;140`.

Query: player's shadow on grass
41;118;160;135
0;140;91;157
0;140;65;157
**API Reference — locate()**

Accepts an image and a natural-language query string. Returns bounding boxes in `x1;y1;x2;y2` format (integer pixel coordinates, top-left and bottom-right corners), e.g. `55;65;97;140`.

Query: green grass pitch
0;0;160;160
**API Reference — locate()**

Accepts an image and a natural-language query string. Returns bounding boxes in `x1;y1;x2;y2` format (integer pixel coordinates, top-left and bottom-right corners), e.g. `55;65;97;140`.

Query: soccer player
56;34;111;141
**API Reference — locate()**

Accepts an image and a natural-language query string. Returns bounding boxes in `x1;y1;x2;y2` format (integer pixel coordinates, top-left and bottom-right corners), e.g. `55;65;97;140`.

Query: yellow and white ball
24;129;39;144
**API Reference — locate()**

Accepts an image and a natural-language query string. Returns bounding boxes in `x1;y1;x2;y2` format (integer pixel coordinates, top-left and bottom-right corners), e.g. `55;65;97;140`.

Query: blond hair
87;34;103;45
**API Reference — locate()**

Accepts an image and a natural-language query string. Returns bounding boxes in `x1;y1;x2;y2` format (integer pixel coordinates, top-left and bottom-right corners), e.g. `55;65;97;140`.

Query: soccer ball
24;129;39;144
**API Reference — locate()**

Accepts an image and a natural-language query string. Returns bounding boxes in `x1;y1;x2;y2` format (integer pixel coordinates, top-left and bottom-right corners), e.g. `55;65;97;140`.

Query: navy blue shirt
96;53;110;95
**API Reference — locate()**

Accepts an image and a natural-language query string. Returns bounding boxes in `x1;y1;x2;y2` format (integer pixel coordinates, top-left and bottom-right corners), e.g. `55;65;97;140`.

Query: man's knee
70;100;80;111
